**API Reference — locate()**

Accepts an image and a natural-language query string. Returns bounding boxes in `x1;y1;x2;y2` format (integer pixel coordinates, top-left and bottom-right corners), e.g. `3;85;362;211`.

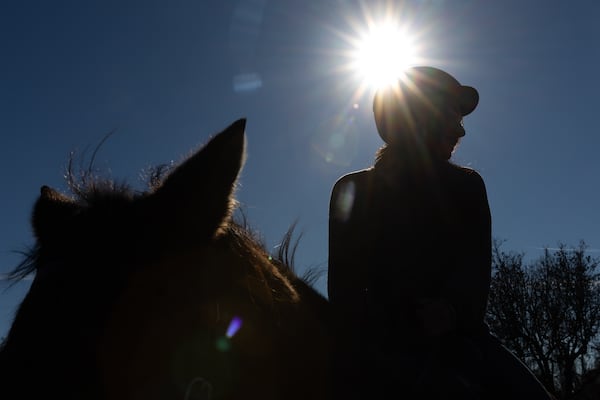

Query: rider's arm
442;170;492;333
328;174;360;308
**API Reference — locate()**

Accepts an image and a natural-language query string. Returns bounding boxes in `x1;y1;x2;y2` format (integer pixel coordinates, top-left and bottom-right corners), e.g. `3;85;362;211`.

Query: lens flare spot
216;336;231;352
232;73;263;92
310;112;359;167
226;316;243;338
334;181;356;222
330;133;345;149
184;377;213;400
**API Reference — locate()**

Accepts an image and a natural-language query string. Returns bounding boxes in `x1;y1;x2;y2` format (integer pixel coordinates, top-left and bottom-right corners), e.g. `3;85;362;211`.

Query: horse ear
150;118;247;240
32;186;80;244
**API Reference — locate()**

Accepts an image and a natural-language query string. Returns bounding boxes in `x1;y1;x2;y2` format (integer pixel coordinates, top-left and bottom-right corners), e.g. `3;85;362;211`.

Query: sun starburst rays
329;6;431;104
351;22;418;90
307;5;432;167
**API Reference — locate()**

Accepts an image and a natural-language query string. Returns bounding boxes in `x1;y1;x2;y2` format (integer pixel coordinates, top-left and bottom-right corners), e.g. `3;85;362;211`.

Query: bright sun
351;22;417;90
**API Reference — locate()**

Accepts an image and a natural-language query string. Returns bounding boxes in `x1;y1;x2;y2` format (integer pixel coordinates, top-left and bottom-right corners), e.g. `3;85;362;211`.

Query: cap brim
459;86;479;116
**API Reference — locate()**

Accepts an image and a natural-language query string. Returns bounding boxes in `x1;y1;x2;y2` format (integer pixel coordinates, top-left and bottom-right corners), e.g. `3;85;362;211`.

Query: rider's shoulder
332;168;374;190
446;164;486;187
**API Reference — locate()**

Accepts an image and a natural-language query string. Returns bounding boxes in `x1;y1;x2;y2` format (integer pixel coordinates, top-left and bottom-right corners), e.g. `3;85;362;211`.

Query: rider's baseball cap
373;66;479;144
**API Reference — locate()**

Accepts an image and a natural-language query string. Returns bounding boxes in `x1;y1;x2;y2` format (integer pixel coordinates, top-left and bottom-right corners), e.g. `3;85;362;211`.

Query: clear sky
1;0;599;338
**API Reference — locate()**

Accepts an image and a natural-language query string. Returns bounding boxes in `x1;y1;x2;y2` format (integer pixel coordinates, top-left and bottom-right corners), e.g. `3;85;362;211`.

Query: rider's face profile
423;101;466;160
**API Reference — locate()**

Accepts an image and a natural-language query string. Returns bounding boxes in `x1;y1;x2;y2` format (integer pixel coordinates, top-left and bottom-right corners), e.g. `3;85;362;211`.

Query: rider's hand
415;298;457;337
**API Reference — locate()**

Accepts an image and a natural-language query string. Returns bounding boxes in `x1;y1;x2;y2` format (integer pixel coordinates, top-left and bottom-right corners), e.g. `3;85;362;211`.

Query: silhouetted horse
0;119;331;400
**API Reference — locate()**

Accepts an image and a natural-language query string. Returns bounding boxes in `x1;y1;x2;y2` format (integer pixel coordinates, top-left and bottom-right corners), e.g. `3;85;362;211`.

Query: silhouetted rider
328;66;553;399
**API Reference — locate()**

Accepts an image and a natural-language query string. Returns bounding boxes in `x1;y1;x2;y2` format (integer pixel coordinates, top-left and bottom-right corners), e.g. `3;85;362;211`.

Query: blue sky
1;0;599;338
